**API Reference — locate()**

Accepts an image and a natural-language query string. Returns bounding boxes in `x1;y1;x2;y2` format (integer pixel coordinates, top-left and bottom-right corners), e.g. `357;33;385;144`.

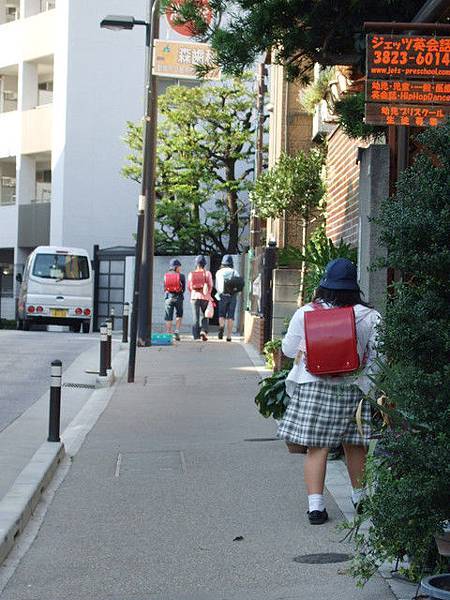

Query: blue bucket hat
221;254;233;267
195;255;207;267
319;258;359;291
169;258;181;269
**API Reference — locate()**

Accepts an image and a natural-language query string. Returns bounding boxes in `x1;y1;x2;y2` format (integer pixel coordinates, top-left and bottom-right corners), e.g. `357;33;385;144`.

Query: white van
17;246;93;333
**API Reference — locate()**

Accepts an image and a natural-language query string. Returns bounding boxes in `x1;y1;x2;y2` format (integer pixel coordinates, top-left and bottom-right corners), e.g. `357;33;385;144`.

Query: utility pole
250;61;267;249
137;0;160;347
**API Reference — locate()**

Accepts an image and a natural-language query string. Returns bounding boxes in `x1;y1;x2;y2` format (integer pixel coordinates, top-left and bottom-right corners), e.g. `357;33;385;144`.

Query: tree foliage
122;78;256;255
333;93;385;141
347;122;450;585
302;226;357;301
161;0;423;79
250;149;325;220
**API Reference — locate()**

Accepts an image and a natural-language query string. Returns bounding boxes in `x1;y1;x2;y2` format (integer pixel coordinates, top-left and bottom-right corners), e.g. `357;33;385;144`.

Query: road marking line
114;453;122;478
180;450;187;473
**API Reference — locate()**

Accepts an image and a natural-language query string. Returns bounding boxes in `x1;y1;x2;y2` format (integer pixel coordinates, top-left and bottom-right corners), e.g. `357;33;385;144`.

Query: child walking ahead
163;258;185;341
187;255;213;341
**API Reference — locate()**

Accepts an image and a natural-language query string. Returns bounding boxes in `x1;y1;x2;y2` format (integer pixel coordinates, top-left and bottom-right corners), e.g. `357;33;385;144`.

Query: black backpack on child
223;273;245;295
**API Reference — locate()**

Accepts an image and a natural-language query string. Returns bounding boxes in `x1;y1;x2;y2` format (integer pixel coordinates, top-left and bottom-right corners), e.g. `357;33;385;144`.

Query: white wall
51;0;147;254
0;205;18;246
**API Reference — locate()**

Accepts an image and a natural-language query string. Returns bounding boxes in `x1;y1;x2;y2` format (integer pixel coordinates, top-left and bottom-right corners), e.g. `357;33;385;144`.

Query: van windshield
32;254;90;280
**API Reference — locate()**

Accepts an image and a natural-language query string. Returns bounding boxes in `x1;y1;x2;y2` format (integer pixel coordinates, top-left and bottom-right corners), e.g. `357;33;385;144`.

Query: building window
5;4;20;22
35;169;51;203
40;0;55;12
0;176;16;206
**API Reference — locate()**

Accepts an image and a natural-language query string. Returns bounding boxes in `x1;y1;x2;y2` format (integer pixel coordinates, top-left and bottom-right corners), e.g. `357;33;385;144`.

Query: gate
93;245;135;331
247;244;277;344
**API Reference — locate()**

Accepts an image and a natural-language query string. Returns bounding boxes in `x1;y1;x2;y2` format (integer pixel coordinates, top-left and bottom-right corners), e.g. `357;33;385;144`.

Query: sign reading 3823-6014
367;34;450;80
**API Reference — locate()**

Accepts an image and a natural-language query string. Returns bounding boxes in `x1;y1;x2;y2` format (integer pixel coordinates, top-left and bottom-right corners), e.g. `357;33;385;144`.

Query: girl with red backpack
187;255;213;341
277;258;381;525
163;259;185;341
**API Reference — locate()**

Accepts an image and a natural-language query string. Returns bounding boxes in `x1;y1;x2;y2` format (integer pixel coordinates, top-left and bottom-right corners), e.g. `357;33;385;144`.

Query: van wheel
16;319;23;330
71;322;81;333
23;320;31;331
82;321;90;334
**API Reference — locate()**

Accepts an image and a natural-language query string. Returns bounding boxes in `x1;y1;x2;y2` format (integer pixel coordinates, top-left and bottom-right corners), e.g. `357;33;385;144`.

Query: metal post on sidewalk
122;303;129;343
48;360;62;442
99;322;108;377
110;307;115;331
106;319;112;371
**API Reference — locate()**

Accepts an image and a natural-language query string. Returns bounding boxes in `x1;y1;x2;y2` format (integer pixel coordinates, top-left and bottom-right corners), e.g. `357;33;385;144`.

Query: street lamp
100;1;160;383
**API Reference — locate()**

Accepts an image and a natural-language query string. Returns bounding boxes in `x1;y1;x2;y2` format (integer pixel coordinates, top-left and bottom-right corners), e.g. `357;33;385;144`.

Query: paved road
0;329;97;433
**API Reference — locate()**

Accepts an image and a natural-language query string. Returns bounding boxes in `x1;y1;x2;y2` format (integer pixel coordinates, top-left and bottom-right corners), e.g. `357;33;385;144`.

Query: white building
0;0;151;317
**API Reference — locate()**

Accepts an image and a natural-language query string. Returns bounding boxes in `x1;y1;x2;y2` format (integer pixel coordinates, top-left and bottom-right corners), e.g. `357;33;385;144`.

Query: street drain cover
244;437;279;442
293;553;352;564
63;383;96;389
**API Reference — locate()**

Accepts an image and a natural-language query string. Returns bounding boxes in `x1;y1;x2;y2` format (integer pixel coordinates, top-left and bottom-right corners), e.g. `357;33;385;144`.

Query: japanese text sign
367;80;450;105
154;40;220;80
365;34;450;127
367;34;450;80
365;103;450;127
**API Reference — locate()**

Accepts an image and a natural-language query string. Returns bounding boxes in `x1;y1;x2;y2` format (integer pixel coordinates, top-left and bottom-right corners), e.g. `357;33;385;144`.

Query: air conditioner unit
6;5;19;22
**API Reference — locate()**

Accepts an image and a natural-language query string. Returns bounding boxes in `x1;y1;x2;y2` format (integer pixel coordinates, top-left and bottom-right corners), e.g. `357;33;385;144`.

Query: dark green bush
255;370;290;421
334;93;385;141
348;121;450;584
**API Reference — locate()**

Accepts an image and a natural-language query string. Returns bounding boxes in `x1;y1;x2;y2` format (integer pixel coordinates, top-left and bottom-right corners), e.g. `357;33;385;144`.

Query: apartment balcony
18;199;50;247
0;110;19;158
0;8;56;69
0;105;52;157
21;103;52;154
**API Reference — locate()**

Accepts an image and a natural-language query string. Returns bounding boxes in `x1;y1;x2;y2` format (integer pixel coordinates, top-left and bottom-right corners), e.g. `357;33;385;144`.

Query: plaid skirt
277;381;371;448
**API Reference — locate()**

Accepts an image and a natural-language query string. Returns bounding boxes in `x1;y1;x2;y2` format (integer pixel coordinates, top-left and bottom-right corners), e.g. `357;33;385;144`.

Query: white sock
351;487;365;505
308;494;325;513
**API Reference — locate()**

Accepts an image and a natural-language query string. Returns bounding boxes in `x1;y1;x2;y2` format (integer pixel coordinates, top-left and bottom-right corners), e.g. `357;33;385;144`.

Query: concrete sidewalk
1;340;394;600
0;338;123;502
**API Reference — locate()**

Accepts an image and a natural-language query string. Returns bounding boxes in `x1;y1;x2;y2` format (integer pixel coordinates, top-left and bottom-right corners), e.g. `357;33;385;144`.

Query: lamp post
100;1;160;383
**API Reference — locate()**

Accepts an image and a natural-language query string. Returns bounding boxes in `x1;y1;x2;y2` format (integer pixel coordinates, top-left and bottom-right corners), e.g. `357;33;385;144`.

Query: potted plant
420;574;450;599
263;339;281;371
254;370;306;454
435;522;450;558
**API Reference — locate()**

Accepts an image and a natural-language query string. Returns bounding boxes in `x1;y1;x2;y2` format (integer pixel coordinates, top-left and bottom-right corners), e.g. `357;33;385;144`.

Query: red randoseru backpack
164;272;182;293
190;271;207;291
304;303;359;376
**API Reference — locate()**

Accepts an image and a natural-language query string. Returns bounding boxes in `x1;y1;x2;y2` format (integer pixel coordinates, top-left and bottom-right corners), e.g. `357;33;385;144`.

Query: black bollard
106;319;112;371
99;322;108;377
122;302;129;343
48;360;62;442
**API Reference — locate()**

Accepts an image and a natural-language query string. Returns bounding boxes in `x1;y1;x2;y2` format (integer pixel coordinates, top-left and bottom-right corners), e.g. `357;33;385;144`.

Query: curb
95;368;115;388
0;344;128;569
0;441;64;564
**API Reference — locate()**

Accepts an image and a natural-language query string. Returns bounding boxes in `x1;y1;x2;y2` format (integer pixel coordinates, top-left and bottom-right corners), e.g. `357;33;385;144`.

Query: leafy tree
251;149;325;295
345;122;450;585
161;0;423;80
302;226;357;301
122;78;255;255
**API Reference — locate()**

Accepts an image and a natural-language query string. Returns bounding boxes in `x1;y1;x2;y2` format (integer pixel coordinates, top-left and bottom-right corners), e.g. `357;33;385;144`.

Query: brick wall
244;312;265;353
326;126;369;246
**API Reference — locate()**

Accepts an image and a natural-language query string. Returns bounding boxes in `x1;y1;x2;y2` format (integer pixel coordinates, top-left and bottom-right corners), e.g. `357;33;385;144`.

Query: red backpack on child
304;303;359;376
190;271;207;292
164;272;182;293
